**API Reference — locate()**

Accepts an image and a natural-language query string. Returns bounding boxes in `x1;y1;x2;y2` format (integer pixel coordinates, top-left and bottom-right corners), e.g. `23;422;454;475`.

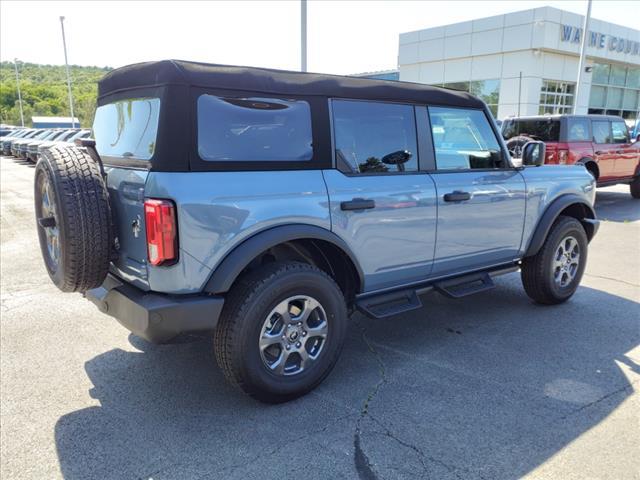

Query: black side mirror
382;150;412;172
522;141;546;167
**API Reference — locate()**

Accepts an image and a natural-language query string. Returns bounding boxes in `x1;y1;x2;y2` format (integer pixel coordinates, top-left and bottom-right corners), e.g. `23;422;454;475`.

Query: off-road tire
214;261;348;403
34;145;112;292
630;176;640;199
521;216;588;305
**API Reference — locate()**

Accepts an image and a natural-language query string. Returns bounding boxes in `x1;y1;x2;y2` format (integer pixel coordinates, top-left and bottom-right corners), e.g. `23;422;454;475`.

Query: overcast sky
0;1;636;75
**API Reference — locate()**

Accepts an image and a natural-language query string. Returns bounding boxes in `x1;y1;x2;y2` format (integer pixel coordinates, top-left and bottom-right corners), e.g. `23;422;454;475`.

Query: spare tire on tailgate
505;135;532;158
34;144;112;292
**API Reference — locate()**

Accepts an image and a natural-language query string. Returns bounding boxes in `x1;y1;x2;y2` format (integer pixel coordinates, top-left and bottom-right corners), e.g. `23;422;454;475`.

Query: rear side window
611;121;630;144
502;119;560;142
592;121;611;144
429;107;504;170
567;118;590;141
93;98;160;160
197;95;312;162
332;100;418;174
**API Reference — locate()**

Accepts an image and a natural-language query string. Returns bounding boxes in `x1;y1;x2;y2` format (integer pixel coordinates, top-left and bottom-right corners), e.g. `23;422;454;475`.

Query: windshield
67;130;90;142
502;119;560;142
39;130;63;141
93;97;160;160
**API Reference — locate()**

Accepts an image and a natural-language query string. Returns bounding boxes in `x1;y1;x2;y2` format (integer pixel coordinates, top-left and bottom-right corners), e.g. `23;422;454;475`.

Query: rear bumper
85;274;224;344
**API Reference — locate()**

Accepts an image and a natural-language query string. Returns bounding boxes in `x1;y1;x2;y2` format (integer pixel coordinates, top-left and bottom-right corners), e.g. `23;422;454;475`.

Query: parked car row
1;127;91;162
501;114;640;198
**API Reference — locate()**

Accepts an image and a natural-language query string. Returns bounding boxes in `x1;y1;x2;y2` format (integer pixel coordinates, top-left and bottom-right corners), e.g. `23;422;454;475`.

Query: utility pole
301;0;307;72
517;72;522;117
60;16;76;128
573;0;592;114
13;59;24;127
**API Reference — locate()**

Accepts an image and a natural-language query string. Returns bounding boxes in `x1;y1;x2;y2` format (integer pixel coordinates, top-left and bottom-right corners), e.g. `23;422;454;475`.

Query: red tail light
558;149;569;165
144;199;177;266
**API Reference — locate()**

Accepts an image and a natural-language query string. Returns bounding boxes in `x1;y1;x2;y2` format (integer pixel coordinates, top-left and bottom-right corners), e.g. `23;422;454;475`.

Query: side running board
434;272;495;299
356;289;423;319
355;266;518;320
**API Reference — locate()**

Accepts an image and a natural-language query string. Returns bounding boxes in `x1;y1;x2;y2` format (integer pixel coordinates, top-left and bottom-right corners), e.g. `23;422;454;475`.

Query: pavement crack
584;273;639;287
191;412;355;480
353;318;387;480
560;380;638;420
369;415;487;480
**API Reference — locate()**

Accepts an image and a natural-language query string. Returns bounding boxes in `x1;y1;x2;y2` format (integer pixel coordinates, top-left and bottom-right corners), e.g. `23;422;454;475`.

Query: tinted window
332;100;418;174
93;98;160;160
611;121;629;144
197;95;312;162
429;107;504;170
592;121;611;144
502;119;560;142
567;118;590;141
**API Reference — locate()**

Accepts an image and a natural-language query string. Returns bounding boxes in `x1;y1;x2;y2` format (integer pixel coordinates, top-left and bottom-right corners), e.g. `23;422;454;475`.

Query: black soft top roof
98;59;484;108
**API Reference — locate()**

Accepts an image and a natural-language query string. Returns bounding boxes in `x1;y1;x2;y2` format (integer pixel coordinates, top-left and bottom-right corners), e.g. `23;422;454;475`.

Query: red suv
502;115;640;198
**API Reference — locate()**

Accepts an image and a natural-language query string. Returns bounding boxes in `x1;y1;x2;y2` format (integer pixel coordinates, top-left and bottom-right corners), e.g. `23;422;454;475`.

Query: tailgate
105;167;150;290
544;143;558;164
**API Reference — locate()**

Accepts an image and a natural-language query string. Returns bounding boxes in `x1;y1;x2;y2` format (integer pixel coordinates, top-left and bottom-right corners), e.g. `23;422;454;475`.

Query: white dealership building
398;6;640;120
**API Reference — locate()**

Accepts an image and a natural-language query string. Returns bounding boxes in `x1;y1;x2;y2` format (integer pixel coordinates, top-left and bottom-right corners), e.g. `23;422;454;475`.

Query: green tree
0;61;111;127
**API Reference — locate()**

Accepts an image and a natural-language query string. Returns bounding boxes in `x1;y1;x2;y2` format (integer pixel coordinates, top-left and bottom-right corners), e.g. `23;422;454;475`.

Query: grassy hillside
0;62;112;128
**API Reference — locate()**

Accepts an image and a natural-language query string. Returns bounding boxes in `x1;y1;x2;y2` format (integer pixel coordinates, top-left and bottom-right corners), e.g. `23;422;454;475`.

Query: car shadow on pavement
54;279;639;480
10;157;35;168
594;189;640;222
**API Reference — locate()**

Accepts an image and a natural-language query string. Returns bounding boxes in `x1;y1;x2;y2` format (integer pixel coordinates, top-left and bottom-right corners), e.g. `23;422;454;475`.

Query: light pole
13;58;24;127
59;16;76;128
301;0;307;72
573;0;592;114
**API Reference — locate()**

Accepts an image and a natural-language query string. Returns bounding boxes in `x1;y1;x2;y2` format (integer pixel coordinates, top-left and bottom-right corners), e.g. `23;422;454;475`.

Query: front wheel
521;216;588;305
214;261;348;403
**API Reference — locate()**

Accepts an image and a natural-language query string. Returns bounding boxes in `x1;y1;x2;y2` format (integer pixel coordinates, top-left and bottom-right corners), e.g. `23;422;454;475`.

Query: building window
589;86;606;109
592;63;610;84
439;80;500;117
610;65;627;87
589;63;640;122
539;80;574;115
627;68;640;89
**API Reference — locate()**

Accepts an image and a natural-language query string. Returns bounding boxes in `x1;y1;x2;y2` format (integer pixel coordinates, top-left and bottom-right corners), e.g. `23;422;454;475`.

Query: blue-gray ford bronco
34;60;599;403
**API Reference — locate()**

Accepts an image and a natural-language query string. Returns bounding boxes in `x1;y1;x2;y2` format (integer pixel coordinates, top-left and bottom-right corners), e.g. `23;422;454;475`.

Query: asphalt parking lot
1;155;638;480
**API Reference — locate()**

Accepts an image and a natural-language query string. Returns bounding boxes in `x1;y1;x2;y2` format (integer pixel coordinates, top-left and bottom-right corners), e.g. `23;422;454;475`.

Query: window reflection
332;100;418;174
93;98;160;160
429;107;504;170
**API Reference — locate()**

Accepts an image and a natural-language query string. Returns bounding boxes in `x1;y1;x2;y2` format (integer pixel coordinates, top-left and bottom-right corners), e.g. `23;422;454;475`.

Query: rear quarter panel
144;170;330;293
519;165;596;255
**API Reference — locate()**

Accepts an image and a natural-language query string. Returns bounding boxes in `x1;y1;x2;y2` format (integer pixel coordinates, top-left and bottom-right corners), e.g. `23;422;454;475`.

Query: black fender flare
575;157;594;166
575;157;598;177
203;224;365;294
524;194;597;257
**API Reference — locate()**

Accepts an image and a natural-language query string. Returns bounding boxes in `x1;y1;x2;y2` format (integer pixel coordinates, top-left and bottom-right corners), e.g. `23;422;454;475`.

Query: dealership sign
561;24;640;56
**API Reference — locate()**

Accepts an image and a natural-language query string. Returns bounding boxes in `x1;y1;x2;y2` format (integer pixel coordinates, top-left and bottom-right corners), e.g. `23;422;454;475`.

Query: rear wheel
630;176;640;199
214;261;348;403
521;216;588;305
